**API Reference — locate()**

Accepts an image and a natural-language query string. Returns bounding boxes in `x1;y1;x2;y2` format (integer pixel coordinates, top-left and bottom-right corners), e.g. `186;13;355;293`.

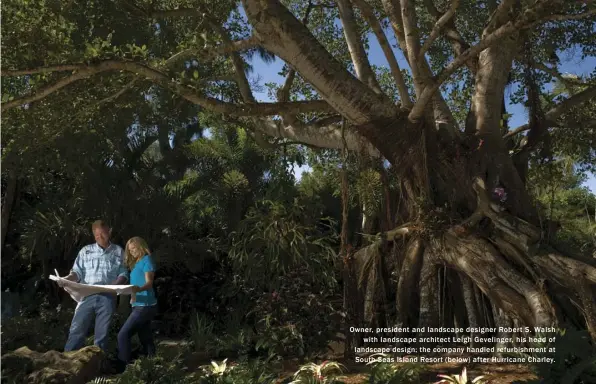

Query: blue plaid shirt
71;243;129;285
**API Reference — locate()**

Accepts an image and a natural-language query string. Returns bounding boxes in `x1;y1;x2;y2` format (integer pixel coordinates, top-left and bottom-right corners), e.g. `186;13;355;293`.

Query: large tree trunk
343;115;596;346
418;249;440;338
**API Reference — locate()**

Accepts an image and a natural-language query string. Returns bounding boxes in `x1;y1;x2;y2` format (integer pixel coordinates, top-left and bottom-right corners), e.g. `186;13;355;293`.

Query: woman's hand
130;293;136;304
131;286;141;294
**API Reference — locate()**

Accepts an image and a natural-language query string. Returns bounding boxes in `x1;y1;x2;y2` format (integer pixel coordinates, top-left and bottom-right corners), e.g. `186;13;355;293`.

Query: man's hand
111;276;128;285
131;286;141;294
57;272;78;287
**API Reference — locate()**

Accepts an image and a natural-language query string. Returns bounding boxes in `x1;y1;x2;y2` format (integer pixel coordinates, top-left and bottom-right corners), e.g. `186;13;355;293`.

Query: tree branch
269;1;322;150
1;65;107;112
1;60;334;116
2;64;83;76
399;0;426;84
149;8;202;18
422;0;473;72
504;84;596;138
537;8;596;23
242;0;398;125
164;36;260;66
337;0;383;94
310;114;343;127
418;0;460;62
534;62;592;87
278;70;296;103
380;0;427;96
98;77;139;103
201;74;239;83
351;0;412;107
277;1;314;110
472;178;541;250
380;0;408;54
203;13;283;148
65;77;140;123
484;0;517;34
535;253;596;285
411;26;517;119
546;84;596;120
502;124;530;140
256;118;380;157
410;1;570;120
379;0;459;131
205;19;255;103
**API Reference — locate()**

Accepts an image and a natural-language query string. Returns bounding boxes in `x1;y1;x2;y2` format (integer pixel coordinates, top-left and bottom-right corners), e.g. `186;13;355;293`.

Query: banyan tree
2;0;596;350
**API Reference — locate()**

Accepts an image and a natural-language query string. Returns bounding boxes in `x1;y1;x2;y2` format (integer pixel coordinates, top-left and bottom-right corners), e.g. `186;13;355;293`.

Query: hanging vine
340;118;350;257
339;118;360;357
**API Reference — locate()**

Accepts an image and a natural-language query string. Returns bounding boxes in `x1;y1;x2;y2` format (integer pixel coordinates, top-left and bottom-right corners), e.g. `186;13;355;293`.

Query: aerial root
443;231;556;328
396;238;424;327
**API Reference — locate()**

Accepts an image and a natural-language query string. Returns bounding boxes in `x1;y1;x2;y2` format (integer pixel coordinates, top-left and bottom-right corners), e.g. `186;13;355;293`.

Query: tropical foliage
2;0;596;383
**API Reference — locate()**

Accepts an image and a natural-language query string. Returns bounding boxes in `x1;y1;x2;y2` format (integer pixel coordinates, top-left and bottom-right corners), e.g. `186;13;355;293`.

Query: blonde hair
125;237;151;269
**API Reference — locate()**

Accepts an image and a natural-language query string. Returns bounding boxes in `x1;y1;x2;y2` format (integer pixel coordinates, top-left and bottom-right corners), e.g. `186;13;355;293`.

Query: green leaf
2;94;10;103
193;70;199;79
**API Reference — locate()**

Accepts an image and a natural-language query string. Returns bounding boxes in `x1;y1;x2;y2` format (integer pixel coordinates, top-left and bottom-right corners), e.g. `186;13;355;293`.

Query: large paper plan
50;269;134;303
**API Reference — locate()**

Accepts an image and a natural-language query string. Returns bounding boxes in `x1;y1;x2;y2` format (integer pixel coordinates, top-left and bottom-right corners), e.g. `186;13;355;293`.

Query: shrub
1;301;73;352
200;267;343;361
288;360;347;384
434;367;486;384
189;311;216;353
520;327;596;384
154;266;224;338
366;354;424;384
114;355;193;384
212;327;256;360
196;358;277;384
245;269;343;358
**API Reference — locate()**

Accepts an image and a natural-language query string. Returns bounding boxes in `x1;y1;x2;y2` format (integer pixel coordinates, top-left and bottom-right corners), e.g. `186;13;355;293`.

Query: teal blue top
130;255;157;307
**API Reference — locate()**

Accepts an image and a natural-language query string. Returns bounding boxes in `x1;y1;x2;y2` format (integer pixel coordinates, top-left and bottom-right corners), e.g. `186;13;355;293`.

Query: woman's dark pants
117;305;158;363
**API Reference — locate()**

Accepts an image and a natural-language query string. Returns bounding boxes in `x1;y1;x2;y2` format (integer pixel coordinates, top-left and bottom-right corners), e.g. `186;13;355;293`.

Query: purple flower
492;187;507;203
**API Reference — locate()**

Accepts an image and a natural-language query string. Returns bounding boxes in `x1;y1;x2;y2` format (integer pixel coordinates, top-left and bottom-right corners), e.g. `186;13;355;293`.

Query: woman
116;236;158;369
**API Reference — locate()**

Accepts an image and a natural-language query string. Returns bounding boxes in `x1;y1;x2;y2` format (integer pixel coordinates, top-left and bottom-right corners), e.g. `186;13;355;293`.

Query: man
58;220;129;352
